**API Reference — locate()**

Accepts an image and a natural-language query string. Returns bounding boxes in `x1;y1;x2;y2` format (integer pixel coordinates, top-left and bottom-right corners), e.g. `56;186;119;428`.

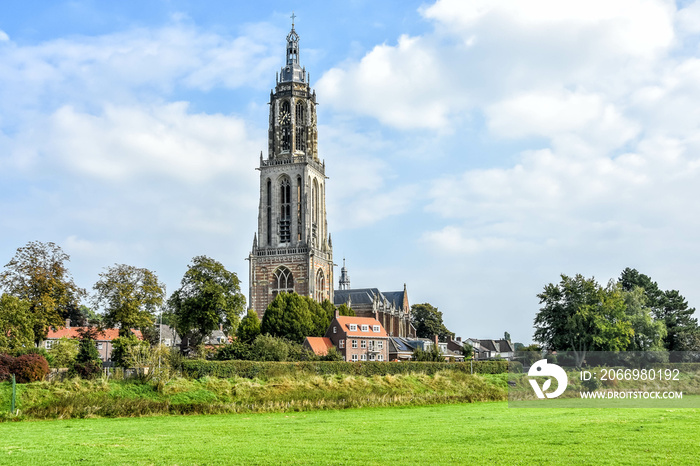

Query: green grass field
1;401;699;465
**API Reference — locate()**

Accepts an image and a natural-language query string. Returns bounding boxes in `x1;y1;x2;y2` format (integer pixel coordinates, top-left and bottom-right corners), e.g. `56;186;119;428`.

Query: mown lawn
1;402;699;465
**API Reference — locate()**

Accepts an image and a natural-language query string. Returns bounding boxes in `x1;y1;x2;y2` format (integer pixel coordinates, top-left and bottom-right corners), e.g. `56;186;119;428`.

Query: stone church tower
248;22;333;317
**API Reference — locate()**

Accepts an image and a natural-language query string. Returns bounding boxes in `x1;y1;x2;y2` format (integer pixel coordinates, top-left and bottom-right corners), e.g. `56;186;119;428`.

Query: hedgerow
181;360;511;380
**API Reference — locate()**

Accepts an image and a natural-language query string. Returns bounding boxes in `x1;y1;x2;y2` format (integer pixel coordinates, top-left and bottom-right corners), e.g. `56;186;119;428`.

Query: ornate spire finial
291;12;296;28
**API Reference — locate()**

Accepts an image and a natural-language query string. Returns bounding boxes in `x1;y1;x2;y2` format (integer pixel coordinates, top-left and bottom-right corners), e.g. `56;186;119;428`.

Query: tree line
0;241;360;365
533;268;699;365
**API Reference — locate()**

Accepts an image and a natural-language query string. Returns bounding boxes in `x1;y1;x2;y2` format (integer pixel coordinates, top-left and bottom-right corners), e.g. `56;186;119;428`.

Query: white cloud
0;30;8;42
40;102;261;183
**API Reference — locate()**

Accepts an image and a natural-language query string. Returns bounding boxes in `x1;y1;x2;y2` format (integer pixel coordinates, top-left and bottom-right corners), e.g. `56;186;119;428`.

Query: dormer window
373;325;380;332
349;324;357;331
361;324;369;332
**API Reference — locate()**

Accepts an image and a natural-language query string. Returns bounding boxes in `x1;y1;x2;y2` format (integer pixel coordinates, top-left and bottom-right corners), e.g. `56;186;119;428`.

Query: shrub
0;353;12;381
72;360;103;379
111;335;148;367
11;353;50;383
13;346;55;367
49;337;80;368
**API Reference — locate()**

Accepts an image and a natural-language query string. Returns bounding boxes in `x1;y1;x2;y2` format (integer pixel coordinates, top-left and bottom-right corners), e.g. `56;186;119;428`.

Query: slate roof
478;339;515;353
305;337;333;356
47;327;142;341
382;290;406;310
333;288;382;306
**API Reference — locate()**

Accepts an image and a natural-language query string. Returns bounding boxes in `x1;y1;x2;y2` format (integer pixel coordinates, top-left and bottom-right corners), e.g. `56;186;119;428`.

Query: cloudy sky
2;0;700;344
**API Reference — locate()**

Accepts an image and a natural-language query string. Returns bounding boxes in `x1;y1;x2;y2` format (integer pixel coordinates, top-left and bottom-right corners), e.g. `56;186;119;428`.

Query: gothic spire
280;14;306;83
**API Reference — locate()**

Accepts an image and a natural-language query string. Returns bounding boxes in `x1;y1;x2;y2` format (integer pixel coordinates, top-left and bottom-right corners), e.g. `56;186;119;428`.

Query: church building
248;21;415;339
248;21;333;317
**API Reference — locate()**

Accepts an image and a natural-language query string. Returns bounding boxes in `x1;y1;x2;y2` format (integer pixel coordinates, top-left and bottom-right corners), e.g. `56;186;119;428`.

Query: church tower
248;21;334;317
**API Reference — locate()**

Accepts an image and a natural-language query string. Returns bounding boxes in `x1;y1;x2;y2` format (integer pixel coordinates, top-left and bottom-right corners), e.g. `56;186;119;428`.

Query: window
349;324;357;331
333;326;337;334
378;341;383;350
368;340;374;350
45;340;54;349
272;266;294;297
295;102;306;153
266;179;272;245
280;100;291;151
360;354;367;361
315;269;325;302
361;324;368;332
378;354;384;362
352;339;357;348
339;339;344;348
279;178;291;243
373;325;380;332
369;354;375;361
361;340;366;349
351;354;358;362
97;342;103;350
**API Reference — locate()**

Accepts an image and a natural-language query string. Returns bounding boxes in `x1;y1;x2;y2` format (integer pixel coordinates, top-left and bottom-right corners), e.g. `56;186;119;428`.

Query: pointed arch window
315;268;325;302
272;266;294;298
266;178;272;245
279;177;291;243
296;176;302;241
280;101;291;152
295;101;306;152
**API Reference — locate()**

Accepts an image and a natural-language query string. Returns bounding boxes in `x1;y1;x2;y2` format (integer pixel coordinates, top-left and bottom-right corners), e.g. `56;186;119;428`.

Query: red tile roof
333;316;388;338
46;327;143;341
305;337;333;356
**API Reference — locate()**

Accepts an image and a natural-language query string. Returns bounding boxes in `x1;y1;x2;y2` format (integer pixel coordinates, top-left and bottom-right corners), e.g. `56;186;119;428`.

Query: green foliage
261;293;317;343
0;241;86;344
412;344;443;362
411;303;452;341
214;340;252;361
534;274;633;366
623;286;667;351
168;256;246;350
320;346;343;361
237;309;261;344
337;303;355;316
93;264;165;337
111;334;148;367
0;293;35;351
249;333;290;361
180;359;510;379
619;268;699;352
70;327;103;378
48;337;79;368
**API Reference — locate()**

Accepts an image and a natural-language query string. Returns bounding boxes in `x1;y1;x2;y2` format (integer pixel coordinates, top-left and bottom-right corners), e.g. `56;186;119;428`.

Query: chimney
456;336;462;343
65;318;71;329
334;309;339;318
433;334;439;346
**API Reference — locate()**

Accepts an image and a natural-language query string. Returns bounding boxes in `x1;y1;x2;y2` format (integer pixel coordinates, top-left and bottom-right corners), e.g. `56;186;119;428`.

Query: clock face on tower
279;109;290;125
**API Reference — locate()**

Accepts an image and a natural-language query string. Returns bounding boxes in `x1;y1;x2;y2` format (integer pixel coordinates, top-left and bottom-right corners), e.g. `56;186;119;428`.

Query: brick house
45;325;143;362
324;314;389;362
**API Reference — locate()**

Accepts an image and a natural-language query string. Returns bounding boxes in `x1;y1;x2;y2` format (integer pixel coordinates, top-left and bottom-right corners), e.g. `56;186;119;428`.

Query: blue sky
2;0;700;344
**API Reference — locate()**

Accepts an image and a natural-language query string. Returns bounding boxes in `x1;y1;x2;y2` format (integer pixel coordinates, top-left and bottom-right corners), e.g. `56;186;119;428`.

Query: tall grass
0;371;507;420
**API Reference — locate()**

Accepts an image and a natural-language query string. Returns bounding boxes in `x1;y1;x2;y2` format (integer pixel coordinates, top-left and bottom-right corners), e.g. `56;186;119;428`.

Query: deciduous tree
0;241;85;343
168;256;246;349
411;303;452;341
0;294;35;351
534;274;632;367
93;264;165;336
